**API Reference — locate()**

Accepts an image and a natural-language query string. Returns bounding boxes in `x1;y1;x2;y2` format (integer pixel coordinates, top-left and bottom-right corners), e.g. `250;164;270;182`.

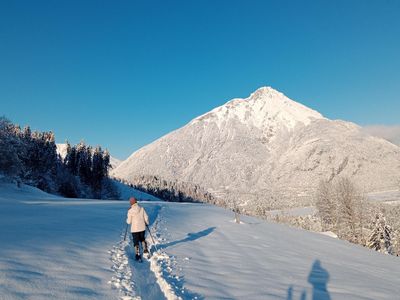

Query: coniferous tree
84;145;93;184
91;146;104;195
65;145;78;175
367;213;394;255
102;150;111;177
76;141;89;184
62;141;72;164
56;162;79;198
0;117;23;177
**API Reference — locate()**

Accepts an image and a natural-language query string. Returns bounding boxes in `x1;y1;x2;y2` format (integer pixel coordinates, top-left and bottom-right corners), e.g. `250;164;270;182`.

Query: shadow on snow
287;259;331;300
157;227;216;250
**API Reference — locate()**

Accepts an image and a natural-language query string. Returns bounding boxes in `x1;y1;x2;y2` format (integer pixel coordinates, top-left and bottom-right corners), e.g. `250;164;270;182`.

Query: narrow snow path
109;238;139;300
126;243;166;300
109;203;181;300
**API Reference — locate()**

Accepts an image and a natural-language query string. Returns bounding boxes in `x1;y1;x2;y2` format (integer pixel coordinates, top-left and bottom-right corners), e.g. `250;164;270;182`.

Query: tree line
0;117;119;199
124;175;216;204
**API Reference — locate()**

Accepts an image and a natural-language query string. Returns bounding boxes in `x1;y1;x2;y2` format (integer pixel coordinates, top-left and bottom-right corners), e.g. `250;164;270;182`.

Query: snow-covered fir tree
0;117;23;177
91;146;104;194
367;213;394;255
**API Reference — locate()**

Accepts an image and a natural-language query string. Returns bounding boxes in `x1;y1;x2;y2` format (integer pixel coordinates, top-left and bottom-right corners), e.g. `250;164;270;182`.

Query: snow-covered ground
265;206;316;217
367;189;400;204
1;183;400;300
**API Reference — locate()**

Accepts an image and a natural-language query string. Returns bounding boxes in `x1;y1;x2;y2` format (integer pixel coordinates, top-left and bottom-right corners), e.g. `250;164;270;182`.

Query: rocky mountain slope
112;87;400;209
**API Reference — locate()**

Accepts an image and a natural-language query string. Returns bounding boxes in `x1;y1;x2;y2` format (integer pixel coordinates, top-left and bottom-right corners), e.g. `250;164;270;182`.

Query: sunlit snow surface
1;183;399;299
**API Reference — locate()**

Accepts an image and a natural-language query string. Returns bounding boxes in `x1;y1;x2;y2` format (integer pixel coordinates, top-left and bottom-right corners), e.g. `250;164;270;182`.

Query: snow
110;156;123;170
191;86;324;130
319;231;338;238
266;206;316;217
1;183;400;299
367;189;400;204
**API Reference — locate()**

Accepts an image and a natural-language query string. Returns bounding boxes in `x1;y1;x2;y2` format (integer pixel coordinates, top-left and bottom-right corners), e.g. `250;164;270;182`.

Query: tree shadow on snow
287;259;331;300
157;227;216;250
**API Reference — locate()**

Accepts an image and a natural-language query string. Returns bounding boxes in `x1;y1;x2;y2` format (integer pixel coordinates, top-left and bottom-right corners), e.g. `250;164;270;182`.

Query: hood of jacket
129;203;141;214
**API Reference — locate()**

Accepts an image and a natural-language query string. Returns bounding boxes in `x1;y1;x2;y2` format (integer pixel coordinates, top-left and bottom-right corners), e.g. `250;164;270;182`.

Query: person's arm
143;208;149;226
126;210;132;224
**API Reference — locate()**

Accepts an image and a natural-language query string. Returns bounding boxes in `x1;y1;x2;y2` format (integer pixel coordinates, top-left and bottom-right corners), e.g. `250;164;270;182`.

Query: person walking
126;197;149;261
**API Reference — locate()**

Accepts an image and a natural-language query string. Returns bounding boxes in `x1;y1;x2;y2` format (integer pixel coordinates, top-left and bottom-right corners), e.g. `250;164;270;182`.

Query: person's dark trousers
132;231;148;254
132;231;145;246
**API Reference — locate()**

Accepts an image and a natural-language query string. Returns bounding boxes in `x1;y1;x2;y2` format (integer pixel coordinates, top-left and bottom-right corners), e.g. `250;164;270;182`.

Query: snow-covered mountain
109;156;122;170
113;87;400;209
56;143;122;170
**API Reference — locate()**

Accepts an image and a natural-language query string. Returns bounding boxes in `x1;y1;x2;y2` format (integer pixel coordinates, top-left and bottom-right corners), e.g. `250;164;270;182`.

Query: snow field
2;183;400;300
151;202;400;300
0;183;122;299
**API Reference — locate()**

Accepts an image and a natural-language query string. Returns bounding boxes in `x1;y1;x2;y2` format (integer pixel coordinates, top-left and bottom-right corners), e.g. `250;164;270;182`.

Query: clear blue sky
1;0;399;159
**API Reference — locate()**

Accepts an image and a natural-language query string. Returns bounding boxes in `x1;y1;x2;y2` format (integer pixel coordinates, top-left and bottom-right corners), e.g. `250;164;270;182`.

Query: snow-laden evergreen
367;213;394;255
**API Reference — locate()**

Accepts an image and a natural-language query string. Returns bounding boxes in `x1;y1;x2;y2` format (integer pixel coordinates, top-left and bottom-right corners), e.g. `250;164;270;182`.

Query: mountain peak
193;87;324;130
249;86;283;100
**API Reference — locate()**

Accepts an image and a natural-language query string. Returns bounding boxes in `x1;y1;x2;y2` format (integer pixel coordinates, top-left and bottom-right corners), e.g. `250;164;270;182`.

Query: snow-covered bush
315;177;366;244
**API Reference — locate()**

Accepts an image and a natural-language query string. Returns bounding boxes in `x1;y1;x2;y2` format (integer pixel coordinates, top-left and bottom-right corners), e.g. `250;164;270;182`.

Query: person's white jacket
126;204;149;233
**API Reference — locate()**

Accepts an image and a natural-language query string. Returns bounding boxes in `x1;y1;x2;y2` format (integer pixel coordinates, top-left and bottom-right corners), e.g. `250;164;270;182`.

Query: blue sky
1;0;399;159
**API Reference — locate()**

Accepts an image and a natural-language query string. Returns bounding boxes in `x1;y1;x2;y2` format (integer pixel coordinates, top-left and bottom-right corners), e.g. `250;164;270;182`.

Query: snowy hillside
1;183;400;299
57;143;122;170
112;87;400;209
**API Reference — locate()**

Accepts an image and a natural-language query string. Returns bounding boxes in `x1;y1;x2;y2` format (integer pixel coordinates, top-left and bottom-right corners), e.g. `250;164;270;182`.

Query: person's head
129;197;137;206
